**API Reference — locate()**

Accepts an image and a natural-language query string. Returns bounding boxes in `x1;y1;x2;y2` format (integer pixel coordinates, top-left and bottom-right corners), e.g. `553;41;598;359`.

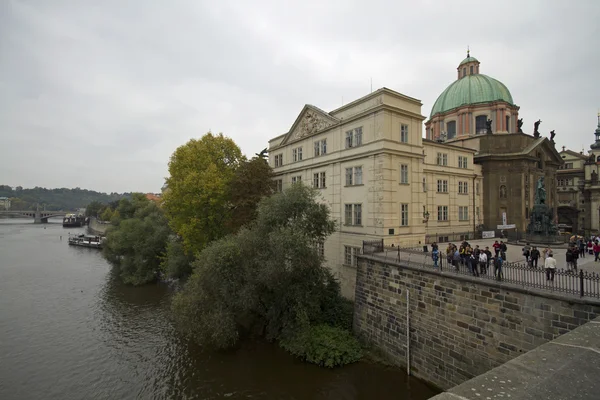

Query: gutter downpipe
406;288;411;376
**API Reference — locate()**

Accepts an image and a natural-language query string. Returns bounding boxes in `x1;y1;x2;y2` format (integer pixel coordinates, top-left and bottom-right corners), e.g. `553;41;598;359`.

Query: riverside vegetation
94;132;362;368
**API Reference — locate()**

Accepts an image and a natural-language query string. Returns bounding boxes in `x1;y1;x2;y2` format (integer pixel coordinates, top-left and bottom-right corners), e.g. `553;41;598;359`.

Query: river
0;219;439;400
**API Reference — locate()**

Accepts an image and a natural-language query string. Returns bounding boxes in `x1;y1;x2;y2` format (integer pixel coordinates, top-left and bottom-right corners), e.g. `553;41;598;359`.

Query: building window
400;124;409;143
291;176;302;184
345;204;362;225
447;121;456;139
313;172;326;188
458;181;468;194
314;139;327;157
345;166;362;186
401;203;409;226
476;115;487;134
505;115;510;132
292;147;303;162
462;67;466;77
274;154;283;167
470;65;473;74
458;156;468;169
436;153;448;166
437;179;448;193
400;164;409;184
437;206;448;221
344;245;361;266
275;179;283;193
476;182;480;195
458;206;469;221
564;163;573;169
345;127;363;148
316;241;324;258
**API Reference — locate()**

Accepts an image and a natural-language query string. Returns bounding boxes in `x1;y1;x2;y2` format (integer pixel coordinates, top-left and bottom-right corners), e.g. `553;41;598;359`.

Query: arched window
596;155;600;163
447;121;456;139
475;115;487;134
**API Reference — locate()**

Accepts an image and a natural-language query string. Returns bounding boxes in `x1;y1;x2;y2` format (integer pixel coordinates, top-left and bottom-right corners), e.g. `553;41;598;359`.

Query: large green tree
171;184;342;348
226;155;275;232
162;133;244;255
103;195;171;285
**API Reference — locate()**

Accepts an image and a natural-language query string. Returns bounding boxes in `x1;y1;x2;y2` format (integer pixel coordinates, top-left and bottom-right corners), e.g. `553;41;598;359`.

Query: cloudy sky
1;0;599;193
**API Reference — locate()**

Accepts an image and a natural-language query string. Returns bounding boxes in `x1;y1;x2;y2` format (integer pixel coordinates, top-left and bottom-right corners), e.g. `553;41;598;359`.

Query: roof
459;56;479;66
145;193;161;202
430;74;514;118
560;149;587;160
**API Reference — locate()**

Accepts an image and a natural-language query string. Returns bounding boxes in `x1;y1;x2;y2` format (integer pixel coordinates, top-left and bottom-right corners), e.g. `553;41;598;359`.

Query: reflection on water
0;219;439;399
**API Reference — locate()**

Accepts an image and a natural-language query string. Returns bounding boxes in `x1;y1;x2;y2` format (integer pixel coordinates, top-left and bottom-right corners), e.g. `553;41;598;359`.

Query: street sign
482;231;495;239
497;224;516;229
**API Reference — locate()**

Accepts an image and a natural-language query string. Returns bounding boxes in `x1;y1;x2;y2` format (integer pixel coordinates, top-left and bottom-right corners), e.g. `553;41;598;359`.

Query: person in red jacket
593;242;600;262
493;241;501;257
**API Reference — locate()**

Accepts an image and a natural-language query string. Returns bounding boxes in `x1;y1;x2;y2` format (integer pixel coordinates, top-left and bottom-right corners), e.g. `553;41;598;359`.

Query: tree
85;201;104;217
100;207;114;222
227;155;275;232
162;133;244;255
103;197;171;285
171;184;354;358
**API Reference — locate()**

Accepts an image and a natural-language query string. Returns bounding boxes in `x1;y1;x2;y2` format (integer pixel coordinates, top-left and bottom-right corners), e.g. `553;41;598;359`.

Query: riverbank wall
88;217;108;235
353;255;600;390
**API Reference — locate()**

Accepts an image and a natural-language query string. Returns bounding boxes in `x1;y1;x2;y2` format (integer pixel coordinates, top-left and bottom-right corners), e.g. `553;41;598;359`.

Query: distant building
556;148;587;233
0;197;11;210
145;193;161;203
582;114;600;233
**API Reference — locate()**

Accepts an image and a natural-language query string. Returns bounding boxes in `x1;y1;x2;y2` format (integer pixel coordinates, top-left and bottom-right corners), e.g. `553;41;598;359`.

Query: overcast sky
1;0;599;193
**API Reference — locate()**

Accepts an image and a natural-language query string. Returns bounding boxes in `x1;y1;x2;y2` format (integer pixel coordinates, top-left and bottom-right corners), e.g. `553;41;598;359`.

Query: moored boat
63;213;86;228
68;234;104;249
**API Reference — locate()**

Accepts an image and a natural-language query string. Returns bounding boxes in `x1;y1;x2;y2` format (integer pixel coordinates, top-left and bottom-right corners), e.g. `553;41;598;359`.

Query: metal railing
361;243;600;299
424;231;479;244
363;239;384;255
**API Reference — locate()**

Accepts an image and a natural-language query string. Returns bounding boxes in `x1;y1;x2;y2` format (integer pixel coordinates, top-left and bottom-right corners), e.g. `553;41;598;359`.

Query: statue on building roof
550;130;556;143
255;148;268;159
533;119;542;138
486;119;493;134
517;118;524;133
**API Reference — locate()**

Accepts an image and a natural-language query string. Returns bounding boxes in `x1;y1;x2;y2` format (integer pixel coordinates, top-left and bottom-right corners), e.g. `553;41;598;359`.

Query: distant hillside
0;185;130;211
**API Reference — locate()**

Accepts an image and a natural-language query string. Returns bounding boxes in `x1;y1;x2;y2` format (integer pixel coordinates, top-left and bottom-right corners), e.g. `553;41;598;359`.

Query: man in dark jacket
530;246;540;268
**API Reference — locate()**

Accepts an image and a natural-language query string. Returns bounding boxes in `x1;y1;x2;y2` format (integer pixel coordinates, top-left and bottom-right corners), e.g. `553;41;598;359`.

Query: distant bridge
0;210;68;223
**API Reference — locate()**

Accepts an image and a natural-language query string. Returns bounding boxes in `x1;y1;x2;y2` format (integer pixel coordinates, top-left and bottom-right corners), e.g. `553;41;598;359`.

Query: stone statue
535;176;546;205
533;119;542;138
550;130;556;142
254;148;268;159
486;119;493;134
517;118;524;133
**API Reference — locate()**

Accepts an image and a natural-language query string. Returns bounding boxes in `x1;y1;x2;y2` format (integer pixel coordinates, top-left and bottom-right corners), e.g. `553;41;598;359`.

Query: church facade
425;52;562;232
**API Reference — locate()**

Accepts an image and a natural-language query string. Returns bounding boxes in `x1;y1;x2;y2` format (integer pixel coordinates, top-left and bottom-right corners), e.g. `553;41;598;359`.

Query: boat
68;234;104;249
63;213;86;228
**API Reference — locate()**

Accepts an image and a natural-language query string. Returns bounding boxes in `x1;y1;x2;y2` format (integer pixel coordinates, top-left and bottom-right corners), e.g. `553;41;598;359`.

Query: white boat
68;234;104;249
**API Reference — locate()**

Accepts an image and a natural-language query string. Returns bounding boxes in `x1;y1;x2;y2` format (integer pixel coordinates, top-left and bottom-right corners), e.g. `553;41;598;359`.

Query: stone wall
88;217;108;235
353;255;600;390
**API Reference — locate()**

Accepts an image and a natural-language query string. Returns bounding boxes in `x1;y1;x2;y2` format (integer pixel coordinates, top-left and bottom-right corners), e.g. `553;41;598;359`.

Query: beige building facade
582;115;600;233
268;88;483;298
556;149;586;233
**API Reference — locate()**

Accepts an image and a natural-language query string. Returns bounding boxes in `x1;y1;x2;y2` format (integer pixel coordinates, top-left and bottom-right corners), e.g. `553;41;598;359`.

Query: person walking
545;253;556;282
522;242;531;264
571;245;579;272
493;240;501;258
594;241;600;262
494;254;503;281
432;247;440;269
484;246;492;272
530;246;540;268
500;241;508;261
479;250;488;276
566;247;573;270
579;239;586;258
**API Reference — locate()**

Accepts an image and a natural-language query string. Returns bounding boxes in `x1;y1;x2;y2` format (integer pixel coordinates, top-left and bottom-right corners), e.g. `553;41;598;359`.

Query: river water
0;219;439;400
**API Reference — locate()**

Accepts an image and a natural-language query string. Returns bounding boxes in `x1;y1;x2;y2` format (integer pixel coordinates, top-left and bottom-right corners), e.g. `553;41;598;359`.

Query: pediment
280;105;339;146
526;138;563;164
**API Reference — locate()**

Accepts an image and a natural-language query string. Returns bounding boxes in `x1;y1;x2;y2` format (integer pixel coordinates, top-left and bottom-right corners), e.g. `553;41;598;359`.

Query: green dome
459;56;479;66
430;74;514;118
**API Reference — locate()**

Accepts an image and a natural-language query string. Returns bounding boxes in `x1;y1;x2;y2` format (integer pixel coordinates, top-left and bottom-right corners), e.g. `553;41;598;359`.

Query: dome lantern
457;48;480;79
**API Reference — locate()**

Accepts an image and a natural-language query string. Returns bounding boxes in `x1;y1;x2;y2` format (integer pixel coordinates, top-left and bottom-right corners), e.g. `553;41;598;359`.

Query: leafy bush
161;238;194;280
280;324;362;368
